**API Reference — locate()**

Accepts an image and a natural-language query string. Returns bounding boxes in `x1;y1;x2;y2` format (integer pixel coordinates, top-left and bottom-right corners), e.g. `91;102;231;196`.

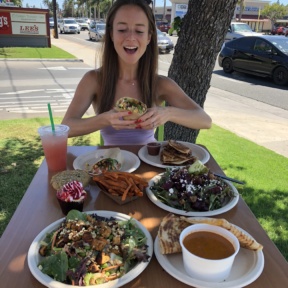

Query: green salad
150;161;236;212
38;210;150;286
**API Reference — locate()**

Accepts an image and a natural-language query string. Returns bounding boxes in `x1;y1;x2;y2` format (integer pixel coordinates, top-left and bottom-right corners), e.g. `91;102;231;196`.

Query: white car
76;19;89;31
88;22;106;41
225;22;258;41
59;18;80;34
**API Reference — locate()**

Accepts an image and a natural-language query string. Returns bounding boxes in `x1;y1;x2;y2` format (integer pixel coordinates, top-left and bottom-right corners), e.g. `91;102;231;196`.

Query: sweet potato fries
93;171;148;201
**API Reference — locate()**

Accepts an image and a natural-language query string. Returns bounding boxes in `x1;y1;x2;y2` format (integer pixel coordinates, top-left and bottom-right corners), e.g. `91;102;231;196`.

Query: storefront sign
0;11;47;36
0;11;12;34
175;4;188;18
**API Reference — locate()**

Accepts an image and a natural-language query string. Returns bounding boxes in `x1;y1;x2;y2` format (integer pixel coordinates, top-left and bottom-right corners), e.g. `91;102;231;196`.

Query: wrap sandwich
114;97;147;120
90;148;123;175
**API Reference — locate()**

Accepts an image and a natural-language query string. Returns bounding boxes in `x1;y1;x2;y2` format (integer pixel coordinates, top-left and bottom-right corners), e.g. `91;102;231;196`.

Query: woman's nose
126;30;136;40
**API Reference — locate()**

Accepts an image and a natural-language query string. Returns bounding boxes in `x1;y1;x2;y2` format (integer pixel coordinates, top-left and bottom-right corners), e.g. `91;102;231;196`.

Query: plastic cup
147;142;161;156
38;124;70;173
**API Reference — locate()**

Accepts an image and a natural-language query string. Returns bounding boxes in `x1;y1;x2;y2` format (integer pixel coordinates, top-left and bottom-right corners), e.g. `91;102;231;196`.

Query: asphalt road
0;60;92;119
0;32;287;121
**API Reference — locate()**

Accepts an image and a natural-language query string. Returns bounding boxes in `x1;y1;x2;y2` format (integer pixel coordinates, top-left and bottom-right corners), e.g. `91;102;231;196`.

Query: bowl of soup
179;223;240;282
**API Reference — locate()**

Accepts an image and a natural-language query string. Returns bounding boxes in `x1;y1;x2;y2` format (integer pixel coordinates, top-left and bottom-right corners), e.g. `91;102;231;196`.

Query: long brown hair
97;0;158;114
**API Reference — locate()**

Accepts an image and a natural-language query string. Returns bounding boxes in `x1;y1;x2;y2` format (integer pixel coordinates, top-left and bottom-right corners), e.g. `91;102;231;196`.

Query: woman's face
111;5;151;65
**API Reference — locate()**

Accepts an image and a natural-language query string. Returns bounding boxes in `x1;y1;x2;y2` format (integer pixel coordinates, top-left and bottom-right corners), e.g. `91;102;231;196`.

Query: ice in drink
38;125;70;173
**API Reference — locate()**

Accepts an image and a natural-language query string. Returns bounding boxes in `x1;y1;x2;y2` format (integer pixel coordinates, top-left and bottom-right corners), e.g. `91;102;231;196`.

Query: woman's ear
147;34;151;45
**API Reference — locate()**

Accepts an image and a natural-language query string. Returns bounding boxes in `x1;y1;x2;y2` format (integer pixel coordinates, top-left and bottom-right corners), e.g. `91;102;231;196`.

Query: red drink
38;125;69;173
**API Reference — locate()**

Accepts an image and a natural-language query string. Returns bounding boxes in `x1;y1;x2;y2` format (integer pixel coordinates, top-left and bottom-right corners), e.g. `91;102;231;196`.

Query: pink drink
38;125;69;173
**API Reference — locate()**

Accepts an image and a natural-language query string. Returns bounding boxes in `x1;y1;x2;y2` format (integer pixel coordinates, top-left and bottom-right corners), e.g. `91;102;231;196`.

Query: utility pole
52;0;58;39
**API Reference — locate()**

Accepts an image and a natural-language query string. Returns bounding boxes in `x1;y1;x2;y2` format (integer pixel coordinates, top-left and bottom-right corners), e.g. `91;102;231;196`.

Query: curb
0;58;83;62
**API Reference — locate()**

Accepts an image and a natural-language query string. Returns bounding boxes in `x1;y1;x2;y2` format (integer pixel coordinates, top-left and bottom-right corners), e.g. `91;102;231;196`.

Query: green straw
47;103;55;132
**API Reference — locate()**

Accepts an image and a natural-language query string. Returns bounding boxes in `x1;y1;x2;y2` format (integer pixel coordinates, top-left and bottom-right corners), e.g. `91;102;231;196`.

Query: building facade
157;0;273;32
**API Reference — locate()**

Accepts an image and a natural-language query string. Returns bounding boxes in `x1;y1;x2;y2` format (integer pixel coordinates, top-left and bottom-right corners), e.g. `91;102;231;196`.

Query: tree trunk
164;0;238;143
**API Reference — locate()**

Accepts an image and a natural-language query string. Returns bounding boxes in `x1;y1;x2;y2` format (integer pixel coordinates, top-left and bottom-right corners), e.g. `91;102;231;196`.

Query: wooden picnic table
0;145;287;287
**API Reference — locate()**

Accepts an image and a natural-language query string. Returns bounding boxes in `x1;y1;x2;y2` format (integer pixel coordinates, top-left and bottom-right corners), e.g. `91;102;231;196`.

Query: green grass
0;46;76;59
0;118;287;261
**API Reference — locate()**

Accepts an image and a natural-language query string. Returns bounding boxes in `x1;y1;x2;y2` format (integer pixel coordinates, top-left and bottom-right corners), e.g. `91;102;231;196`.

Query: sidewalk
51;37;288;158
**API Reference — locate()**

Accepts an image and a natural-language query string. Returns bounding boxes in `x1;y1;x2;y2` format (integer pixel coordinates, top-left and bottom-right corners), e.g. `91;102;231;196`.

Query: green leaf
39;251;68;282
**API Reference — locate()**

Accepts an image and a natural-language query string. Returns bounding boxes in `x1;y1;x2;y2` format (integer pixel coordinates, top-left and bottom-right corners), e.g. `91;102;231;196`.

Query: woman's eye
136;31;144;34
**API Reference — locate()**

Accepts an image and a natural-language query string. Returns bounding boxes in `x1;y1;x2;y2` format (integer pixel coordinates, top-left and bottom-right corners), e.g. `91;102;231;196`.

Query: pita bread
181;216;263;251
157;213;190;254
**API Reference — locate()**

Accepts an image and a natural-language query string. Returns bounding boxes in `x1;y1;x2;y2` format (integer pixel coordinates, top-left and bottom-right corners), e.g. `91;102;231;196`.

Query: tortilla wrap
114;97;147;120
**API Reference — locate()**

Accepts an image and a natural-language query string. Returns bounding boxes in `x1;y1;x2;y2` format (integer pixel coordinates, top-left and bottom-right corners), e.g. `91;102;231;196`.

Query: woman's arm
61;70;137;137
61;70;104;137
138;75;212;130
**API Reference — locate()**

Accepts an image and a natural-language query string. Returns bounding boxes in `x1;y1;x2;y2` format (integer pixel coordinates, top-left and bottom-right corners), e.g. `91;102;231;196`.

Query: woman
61;0;211;145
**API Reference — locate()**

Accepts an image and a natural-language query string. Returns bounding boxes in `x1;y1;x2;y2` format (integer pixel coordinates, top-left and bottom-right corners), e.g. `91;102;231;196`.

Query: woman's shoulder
156;74;179;93
84;68;100;80
156;74;177;87
80;69;101;87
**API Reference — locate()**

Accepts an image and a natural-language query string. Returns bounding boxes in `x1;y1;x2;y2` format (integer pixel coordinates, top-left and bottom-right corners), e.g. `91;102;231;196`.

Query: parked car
49;17;54;28
59;18;80;34
76;19;89;31
218;35;288;86
271;26;288;36
88;22;106;41
156;21;171;33
57;18;63;28
225;22;258;42
157;29;174;54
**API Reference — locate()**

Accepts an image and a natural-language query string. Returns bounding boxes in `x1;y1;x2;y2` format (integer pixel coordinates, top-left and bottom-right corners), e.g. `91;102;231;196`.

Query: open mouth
124;46;138;54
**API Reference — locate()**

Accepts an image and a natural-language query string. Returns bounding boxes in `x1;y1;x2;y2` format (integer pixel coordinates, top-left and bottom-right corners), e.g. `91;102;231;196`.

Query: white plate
154;235;264;288
138;141;210;168
73;149;140;173
28;210;153;288
146;173;239;216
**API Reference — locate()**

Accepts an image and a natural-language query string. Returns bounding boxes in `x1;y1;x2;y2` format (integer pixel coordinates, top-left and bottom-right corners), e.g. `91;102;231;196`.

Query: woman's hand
134;106;168;130
104;109;138;130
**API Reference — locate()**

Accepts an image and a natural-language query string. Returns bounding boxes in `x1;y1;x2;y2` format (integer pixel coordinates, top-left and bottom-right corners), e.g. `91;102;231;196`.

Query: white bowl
179;223;240;282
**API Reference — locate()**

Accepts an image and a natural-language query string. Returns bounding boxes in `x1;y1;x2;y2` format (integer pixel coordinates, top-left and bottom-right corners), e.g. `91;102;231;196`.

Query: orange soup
183;231;235;260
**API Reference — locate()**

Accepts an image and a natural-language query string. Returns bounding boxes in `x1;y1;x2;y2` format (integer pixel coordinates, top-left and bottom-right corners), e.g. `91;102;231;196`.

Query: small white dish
73;149;140;174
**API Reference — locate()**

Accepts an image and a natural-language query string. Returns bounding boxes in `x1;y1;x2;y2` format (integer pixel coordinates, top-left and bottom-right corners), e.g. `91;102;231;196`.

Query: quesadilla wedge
157;213;190;254
160;140;197;165
157;214;263;255
114;97;147;120
181;216;263;251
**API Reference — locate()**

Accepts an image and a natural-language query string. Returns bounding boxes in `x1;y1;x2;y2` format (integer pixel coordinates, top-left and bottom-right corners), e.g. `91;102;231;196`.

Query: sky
21;0;288;10
21;0;172;9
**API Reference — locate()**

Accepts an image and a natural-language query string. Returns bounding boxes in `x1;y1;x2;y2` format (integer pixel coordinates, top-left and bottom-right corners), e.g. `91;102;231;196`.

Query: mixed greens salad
150;161;236;212
37;210;150;286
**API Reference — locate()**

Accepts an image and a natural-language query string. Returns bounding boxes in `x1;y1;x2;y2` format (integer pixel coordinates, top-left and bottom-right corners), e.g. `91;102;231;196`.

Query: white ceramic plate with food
73;149;140;174
28;210;153;288
138;141;210;168
154;234;264;288
146;173;239;216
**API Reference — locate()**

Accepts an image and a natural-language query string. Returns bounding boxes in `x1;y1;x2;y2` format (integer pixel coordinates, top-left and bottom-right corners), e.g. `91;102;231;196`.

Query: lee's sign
0;11;47;35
